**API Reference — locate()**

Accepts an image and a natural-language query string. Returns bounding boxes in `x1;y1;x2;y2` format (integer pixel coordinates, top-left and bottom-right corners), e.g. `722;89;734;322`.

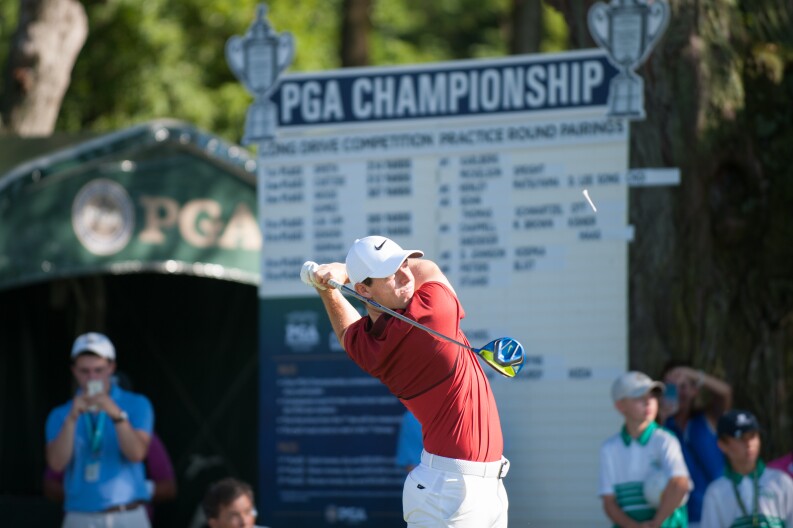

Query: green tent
0;119;260;290
0;120;261;527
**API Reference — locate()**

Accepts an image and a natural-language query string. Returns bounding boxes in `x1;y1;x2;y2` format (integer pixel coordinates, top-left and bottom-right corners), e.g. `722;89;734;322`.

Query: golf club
301;261;524;378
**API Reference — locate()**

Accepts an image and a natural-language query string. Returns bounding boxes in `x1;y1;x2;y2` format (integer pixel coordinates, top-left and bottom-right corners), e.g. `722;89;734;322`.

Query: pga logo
284;311;320;352
324;504;368;525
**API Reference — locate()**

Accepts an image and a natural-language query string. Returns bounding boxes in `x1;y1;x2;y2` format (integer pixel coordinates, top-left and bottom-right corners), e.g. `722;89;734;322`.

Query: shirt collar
366;312;391;337
620;421;658;446
725;458;766;485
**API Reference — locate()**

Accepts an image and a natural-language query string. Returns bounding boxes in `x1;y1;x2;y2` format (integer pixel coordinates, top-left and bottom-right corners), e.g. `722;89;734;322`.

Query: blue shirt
45;384;154;512
395;410;423;469
665;412;724;522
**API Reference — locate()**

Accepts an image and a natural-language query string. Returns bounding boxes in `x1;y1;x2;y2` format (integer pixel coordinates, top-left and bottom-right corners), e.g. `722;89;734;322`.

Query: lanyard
731;469;760;527
83;412;107;456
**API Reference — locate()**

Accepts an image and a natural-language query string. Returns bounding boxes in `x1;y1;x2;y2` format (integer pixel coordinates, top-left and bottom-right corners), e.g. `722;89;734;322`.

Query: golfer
304;236;509;528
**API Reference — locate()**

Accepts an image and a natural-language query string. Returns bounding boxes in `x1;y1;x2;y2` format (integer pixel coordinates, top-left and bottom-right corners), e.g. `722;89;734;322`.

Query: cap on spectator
346;236;423;284
71;332;116;361
717;409;760;439
611;371;665;402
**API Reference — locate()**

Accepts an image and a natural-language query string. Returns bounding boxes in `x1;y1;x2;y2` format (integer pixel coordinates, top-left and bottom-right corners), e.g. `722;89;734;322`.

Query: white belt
420;450;509;479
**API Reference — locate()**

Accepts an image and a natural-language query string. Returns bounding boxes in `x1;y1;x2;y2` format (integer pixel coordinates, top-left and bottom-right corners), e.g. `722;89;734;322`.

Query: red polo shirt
344;281;503;462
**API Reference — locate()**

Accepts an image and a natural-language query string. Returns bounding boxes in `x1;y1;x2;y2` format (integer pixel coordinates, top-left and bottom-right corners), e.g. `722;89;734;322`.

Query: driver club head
477;337;525;378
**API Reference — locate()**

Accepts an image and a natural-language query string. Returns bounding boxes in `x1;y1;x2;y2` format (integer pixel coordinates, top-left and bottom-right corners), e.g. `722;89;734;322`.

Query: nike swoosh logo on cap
374;240;387;250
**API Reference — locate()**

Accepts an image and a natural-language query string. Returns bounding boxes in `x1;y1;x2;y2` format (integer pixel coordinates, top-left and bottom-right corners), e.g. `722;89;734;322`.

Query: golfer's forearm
320;288;361;346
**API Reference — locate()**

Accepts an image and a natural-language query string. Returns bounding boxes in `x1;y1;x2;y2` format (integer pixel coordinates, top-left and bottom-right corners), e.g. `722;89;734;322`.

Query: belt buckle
497;459;508;479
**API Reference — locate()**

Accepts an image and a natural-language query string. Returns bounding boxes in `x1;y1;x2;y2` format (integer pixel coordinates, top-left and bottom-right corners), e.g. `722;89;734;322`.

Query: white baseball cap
345;236;423;284
611;371;664;402
71;332;116;361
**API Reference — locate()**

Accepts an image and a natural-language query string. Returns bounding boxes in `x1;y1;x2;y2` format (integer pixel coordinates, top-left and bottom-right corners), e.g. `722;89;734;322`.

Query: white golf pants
403;450;509;528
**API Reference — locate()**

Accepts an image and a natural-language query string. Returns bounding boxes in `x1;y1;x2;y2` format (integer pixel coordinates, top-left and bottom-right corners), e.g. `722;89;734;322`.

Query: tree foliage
1;0;568;142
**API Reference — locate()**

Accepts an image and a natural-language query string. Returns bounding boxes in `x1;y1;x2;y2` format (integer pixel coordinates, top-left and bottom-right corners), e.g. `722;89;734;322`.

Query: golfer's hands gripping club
301;261;349;291
300;261;328;290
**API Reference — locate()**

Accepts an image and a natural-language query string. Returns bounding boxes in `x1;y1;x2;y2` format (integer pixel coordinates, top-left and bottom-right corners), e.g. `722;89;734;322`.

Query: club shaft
328;279;474;351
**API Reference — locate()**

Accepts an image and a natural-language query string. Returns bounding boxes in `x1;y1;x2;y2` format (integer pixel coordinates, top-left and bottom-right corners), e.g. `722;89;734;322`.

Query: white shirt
600;422;691;521
701;464;793;528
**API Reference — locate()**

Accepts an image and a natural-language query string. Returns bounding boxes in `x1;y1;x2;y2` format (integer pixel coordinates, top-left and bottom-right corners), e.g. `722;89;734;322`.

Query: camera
87;380;104;396
662;384;679;416
86;380;103;412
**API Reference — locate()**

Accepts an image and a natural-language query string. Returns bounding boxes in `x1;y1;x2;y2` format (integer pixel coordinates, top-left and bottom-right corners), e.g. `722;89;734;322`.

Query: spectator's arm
116;425;151;463
42;474;64;502
90;393;151;462
699;369;732;418
145;433;177;503
46;399;85;472
151;478;177;502
602;495;641;528
670;366;732;421
651;476;689;526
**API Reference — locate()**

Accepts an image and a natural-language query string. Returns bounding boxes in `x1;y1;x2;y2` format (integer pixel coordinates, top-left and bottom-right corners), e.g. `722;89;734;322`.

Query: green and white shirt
599;422;691;527
701;461;793;528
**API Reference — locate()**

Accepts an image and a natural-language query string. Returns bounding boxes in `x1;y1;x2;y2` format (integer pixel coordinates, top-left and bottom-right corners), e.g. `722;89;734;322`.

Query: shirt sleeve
699;481;724;528
598;441;616;496
145;433;175;481
690;415;725;482
129;394;155;435
779;472;793;527
408;282;461;339
662;433;692;484
45;406;67;444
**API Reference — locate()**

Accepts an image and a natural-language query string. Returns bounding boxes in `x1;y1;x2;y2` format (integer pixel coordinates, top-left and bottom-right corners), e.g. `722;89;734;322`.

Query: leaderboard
260;135;630;296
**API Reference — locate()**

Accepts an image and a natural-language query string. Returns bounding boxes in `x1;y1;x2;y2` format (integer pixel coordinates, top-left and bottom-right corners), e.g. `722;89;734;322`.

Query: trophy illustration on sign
588;0;669;120
226;4;294;145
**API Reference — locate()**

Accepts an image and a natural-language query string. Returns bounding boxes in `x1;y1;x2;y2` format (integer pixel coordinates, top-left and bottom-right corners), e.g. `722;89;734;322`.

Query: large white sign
260;50;642;527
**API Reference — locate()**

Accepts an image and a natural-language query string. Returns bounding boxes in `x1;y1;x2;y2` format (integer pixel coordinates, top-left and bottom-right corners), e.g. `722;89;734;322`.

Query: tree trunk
547;0;793;456
340;0;371;67
1;0;88;136
510;0;543;54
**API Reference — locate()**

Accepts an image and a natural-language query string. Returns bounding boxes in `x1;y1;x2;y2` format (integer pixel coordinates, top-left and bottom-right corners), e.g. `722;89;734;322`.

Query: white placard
259;51;637;527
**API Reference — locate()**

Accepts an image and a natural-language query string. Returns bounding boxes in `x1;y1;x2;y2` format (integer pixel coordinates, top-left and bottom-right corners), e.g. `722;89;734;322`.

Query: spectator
45;332;154;528
769;448;793;480
395;410;423;473
700;410;793;527
600;371;691;528
202;477;268;528
305;236;510;527
44;430;176;523
659;362;732;526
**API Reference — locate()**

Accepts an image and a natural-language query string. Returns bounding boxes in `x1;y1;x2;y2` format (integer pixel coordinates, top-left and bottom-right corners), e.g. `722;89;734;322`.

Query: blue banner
273;51;618;127
259;297;406;528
